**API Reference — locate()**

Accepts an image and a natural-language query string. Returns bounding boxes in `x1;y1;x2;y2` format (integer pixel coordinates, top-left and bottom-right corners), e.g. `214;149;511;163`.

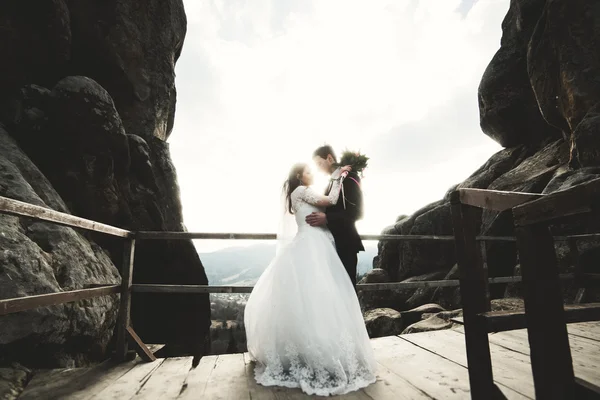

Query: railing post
450;191;495;399
514;222;575;399
115;237;136;362
569;237;587;304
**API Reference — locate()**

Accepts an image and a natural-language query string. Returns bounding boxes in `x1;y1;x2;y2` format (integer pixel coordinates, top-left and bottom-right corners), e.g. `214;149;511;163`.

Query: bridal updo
283;163;307;214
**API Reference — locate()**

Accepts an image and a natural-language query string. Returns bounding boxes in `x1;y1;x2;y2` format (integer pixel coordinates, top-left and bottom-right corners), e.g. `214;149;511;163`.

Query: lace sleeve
327;178;342;204
301;179;342;207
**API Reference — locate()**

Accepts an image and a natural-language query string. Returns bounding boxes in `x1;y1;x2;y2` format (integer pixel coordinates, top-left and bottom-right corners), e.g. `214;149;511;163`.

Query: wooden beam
564;303;600;322
450;199;495;399
131;274;577;294
116;239;136;362
358;275;574;290
135;231;520;242
455;188;543;211
136;232;277;240
126;326;156;362
574;377;600;397
133;284;254;294
567;233;600;240
363;234;453;241
134;231;459;241
478;303;600;333
512;177;600;226
0;196;131;237
515;223;575;399
0;285;119;316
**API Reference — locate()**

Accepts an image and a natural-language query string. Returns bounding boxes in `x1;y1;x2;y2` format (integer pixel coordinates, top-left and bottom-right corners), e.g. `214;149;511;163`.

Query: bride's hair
283;163;307;214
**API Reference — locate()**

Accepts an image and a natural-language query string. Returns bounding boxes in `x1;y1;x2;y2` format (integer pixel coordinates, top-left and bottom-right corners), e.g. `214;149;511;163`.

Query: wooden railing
451;185;600;399
0;196;142;361
0;193;533;363
511;179;600;399
450;188;542;400
1;186;600;399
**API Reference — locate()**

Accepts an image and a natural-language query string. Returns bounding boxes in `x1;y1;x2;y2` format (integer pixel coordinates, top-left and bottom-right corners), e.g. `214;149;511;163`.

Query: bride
244;162;377;396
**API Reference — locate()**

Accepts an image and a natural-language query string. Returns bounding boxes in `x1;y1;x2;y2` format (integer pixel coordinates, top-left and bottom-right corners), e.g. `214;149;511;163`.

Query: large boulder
358;268;391;311
375;200;451;282
401;271;449;310
1;0;186;141
0;0;210;367
67;0;186;141
527;0;600;166
374;144;532;283
0;127;120;368
478;0;562;147
374;144;534;304
480;139;569;297
0;0;71;107
12;77;210;359
375;0;600;311
400;304;446;327
0;364;31;400
364;308;403;338
402;315;454;335
376;139;600;311
398;203;454;280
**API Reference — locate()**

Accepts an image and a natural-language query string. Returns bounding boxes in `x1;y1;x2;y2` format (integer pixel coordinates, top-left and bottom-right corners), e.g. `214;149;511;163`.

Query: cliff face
371;0;600;311
0;0;210;367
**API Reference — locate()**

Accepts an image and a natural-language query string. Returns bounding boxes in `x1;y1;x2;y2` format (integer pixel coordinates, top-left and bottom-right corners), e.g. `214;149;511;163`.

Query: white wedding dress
244;179;377;396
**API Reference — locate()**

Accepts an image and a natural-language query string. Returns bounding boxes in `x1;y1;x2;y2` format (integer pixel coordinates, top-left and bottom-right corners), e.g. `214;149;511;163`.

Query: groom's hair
313;145;337;162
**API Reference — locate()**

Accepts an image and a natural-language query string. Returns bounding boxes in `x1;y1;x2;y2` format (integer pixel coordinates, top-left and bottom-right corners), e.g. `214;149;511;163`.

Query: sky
169;0;508;252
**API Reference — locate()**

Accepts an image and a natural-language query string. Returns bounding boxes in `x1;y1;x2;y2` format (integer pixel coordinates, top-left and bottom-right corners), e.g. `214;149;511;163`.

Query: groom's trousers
338;251;358;286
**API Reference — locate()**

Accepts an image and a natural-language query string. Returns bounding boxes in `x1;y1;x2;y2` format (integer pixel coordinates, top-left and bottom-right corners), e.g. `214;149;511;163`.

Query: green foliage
336;150;369;177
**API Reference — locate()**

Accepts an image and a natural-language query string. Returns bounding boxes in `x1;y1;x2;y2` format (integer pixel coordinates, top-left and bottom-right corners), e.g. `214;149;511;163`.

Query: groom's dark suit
325;171;365;286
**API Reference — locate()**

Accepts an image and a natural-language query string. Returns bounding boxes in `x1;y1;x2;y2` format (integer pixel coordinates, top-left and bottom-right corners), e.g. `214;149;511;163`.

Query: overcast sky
169;0;508;251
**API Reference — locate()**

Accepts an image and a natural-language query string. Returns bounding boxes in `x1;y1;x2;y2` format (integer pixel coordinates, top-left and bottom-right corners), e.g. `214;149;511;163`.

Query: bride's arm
301;179;342;207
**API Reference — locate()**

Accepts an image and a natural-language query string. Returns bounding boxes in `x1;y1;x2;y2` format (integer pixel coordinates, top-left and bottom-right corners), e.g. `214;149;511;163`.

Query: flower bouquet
337;149;369;178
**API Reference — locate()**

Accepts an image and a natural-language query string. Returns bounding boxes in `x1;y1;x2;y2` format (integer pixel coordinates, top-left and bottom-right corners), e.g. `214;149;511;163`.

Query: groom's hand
306;212;327;226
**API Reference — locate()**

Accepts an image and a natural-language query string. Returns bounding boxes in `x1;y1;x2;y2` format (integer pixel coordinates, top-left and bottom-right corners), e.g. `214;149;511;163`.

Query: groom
306;145;365;286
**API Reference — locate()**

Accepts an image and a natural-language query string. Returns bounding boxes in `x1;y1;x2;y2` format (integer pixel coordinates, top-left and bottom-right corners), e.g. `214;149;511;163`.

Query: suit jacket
325;171;365;254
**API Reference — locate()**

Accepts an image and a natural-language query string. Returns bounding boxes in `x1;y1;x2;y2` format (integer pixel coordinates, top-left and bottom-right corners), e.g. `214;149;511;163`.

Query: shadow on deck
18;321;600;399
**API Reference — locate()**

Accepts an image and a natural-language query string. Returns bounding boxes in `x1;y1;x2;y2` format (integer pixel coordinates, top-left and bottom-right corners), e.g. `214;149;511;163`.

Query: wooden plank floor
19;322;600;399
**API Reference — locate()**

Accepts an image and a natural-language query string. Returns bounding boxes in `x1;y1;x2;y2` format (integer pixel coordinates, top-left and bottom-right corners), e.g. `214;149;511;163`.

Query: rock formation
364;308;404;338
0;0;210;368
374;0;600;312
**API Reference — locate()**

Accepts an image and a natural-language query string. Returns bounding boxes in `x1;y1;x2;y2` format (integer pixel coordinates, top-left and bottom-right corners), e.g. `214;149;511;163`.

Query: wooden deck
19;321;600;399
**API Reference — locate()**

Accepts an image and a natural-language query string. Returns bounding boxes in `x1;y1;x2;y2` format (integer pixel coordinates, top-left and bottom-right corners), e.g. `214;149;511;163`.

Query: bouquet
336;149;369;178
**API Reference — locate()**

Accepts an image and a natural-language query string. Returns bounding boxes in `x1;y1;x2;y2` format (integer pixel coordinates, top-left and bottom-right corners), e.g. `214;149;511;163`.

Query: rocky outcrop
364;308;404;338
402;315;455;334
0;1;71;108
68;0;186;141
375;144;534;287
359;268;448;311
401;299;524;335
375;0;600;312
527;1;600;167
0;364;31;400
0;128;121;367
478;0;562;147
0;0;210;367
400;304;446;327
0;0;185;142
357;268;391;311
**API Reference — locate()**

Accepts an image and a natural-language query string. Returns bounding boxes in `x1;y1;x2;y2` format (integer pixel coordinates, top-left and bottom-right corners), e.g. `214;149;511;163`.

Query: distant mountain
198;243;377;286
